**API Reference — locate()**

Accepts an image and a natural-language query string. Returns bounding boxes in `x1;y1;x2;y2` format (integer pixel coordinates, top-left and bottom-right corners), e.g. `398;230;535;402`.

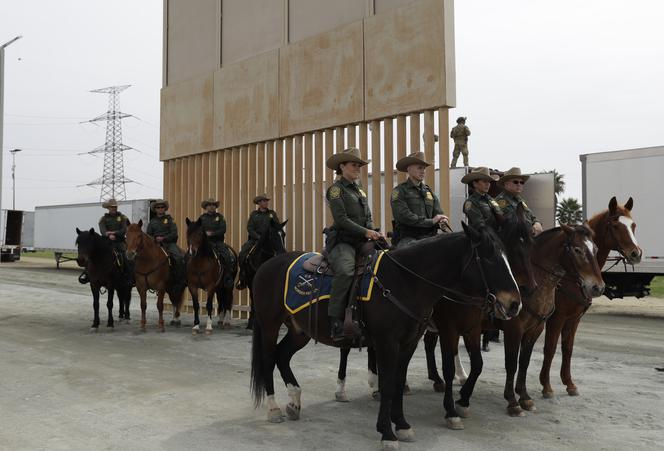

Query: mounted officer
236;193;281;290
391;151;449;248
461;167;501;230
146;199;185;290
325;147;383;341
197;198;236;287
450;116;471;168
495;167;543;236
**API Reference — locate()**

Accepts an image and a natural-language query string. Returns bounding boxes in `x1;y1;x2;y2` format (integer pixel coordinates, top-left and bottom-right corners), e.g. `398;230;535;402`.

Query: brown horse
185;217;238;335
540;197;641;398
126;220;185;332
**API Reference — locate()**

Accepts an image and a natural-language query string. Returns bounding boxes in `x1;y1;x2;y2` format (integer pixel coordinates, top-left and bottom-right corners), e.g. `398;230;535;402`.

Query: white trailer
580;146;664;298
34;199;154;268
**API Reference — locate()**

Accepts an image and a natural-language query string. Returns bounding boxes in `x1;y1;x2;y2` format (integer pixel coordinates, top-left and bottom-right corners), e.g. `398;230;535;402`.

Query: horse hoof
433;382;445;393
567;387;579;396
395;428;415;442
372;390;381;401
267;408;284;423
455;403;470;418
381;440;399;450
335;392;350;402
286;403;300;420
403;384;412;396
519;399;536;411
204;329;212;336
542;390;554;399
446;417;464;430
507;406;526;417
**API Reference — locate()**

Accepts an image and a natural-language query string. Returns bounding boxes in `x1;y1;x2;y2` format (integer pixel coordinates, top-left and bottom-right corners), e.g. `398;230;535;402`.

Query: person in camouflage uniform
450;116;471;168
390;151;449;248
146;200;185;289
236;194;281;290
325;147;382;341
495;167;543;236
197;198;236;287
461;167;501;230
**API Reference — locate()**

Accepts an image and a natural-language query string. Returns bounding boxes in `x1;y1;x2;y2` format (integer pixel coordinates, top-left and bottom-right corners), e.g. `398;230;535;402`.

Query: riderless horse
250;223;521;448
185;217;238;335
540;197;641;398
125;220;185;332
75;227;132;331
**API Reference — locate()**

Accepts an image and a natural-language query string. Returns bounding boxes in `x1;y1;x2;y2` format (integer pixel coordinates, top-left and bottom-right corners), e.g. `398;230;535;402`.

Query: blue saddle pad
283;251;386;314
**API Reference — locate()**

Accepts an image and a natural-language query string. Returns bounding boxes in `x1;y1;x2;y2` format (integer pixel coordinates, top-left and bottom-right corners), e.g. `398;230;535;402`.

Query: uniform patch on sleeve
391;189;399;201
521;201;529;209
117;216;122;222
329;186;341;199
464;200;472;212
426;192;433;200
358;188;367;198
497;199;507;209
490;200;500;208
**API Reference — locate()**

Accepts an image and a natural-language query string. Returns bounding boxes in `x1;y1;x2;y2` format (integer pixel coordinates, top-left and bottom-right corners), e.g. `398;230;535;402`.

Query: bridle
128;230;170;287
247;228;285;271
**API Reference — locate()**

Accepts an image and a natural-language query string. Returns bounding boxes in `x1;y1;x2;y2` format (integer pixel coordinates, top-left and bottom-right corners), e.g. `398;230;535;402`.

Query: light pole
9;148;21;210
1;36;23;230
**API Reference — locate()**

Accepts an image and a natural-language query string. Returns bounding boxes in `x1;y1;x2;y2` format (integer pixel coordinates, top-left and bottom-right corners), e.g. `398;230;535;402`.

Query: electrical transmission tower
84;85;134;201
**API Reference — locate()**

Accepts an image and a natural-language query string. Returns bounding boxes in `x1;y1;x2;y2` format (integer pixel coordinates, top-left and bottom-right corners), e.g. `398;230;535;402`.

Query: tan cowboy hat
395;151;431;172
325;147;369;171
498;167;530;185
201;197;220;209
101;198;118;208
253;193;270;204
460;167;499;184
150;199;169;212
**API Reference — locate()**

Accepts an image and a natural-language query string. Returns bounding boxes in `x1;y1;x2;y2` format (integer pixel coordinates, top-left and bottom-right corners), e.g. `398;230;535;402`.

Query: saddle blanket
283;251;386;314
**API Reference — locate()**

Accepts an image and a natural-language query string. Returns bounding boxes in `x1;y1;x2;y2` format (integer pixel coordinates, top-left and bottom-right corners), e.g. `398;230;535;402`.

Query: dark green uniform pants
328;242;356;319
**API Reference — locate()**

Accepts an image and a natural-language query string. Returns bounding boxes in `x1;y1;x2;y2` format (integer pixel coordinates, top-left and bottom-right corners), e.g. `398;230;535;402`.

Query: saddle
301;241;376;275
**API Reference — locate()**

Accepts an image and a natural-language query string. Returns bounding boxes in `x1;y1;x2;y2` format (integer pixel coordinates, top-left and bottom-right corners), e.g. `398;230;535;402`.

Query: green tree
552;169;565;203
556;197;583;225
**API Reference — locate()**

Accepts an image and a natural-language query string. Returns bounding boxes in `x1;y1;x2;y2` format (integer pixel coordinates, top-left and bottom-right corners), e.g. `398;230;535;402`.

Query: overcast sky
2;0;663;212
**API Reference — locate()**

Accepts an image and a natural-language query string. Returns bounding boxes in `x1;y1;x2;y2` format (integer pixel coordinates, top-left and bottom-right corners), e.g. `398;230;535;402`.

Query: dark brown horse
126;221;185;332
185;217;238;335
250;224;521;448
540;197;641;398
75;228;132;331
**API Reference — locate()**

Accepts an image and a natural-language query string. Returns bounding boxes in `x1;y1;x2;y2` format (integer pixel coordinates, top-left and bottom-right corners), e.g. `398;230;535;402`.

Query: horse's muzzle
627;247;642;265
126;251;136;261
76;256;87;267
583;281;605;298
494;291;522;320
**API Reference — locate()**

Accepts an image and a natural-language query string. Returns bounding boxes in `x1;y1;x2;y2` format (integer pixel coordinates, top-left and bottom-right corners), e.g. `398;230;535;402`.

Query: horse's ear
608;196;618;215
560;223;574;237
196;217;202;226
461;221;480;242
89;227;95;235
280;219;289;229
185;217;191;226
126;218;131;226
138;219;143;227
76;227;82;235
625;197;634;211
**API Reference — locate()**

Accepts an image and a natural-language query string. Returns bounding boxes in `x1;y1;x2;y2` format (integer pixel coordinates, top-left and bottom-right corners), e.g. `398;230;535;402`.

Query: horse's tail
250;319;266;408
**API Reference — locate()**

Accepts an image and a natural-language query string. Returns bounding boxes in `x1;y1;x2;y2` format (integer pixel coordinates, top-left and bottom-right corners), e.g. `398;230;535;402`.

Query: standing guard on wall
197;198;236;287
450;116;471;168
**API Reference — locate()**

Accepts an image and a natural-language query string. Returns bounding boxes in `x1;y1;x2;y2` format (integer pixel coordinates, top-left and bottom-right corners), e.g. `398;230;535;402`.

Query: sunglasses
510;180;526;185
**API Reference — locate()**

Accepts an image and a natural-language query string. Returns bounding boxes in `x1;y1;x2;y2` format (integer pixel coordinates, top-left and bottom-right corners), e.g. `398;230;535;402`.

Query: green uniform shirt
450;124;471;145
247;209;280;241
391;178;443;237
326;177;374;243
495;191;539;226
198;212;227;242
463;191;501;230
98;212;128;240
146;214;178;244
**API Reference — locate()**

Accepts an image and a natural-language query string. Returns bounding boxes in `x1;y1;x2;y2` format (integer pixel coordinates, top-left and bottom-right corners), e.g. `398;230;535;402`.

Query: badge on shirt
490;200;500;208
329;186;341;199
117;216;122;222
358;189;367;198
163;218;169;224
269;214;273;218
521;201;529;209
497;199;508;209
215;216;220;221
426;192;433;200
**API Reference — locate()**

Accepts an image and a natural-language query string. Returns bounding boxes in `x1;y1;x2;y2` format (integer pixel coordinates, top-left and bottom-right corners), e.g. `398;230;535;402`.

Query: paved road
1;262;663;450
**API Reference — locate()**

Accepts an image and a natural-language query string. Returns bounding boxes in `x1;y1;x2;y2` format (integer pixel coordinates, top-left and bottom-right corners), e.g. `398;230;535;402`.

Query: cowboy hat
498;167;530;185
456;116;467;123
150;199;169;212
101;198;118;208
325;147;369;171
200;197;220;209
395;151;431;172
253;193;270;204
460;167;499;184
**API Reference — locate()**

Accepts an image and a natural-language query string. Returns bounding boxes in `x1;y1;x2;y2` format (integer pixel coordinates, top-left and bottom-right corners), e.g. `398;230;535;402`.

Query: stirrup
78;272;90;284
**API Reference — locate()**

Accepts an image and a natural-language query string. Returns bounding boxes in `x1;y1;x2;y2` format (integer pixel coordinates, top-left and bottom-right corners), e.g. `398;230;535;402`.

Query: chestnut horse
250;224;521;448
185;217;238;335
75;228;132;331
126;221;185;332
540;197;641;398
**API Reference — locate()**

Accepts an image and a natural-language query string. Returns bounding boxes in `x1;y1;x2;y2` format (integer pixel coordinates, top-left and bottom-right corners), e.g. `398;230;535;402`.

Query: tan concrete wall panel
280;21;364;137
167;0;220;85
221;0;284;66
364;0;454;120
160;74;214;160
289;0;366;43
374;0;418;14
213;50;279;149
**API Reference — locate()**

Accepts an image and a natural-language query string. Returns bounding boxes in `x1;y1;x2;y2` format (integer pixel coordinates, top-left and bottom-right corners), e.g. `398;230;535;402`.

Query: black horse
250;223;521;447
75;227;132;331
240;219;287;329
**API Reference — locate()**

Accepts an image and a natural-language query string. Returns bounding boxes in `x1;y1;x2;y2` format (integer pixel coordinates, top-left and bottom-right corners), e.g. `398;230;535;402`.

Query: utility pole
9;148;21;209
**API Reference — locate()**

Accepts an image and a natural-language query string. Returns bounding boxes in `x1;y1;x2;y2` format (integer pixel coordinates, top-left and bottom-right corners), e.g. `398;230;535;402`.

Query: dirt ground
1;259;663;451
